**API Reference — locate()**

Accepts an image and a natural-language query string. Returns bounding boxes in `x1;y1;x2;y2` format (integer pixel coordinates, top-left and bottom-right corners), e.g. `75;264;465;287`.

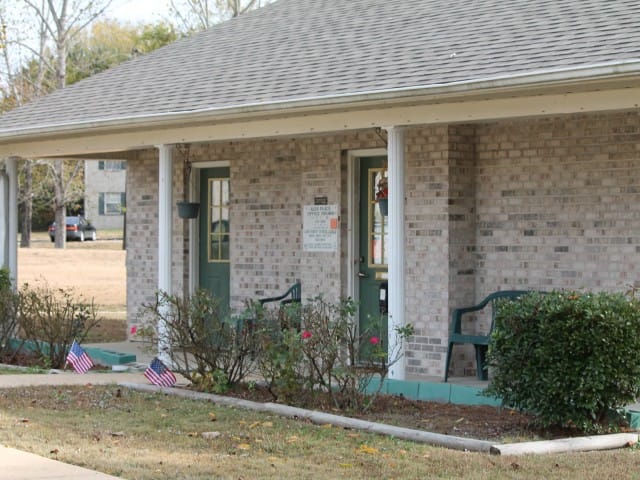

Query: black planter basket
177;201;200;219
377;198;388;216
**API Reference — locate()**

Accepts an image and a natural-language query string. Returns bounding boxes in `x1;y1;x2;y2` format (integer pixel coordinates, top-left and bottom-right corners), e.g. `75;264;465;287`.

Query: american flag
66;340;94;374
144;357;177;387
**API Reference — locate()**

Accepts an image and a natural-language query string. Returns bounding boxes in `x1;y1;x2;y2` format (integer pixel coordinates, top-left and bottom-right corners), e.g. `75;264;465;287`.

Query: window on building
98;160;127;171
99;192;126;215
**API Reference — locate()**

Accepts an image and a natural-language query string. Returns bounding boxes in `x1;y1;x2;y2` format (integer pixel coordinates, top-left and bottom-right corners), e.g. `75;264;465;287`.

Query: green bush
0;266;11;292
0;267;17;359
486;291;640;432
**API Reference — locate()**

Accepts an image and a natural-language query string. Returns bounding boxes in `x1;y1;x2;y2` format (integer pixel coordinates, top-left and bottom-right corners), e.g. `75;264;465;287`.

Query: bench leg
444;342;454;382
474;345;489;381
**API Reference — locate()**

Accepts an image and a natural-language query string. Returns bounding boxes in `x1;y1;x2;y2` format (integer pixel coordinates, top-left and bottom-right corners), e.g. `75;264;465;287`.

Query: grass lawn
0;385;639;479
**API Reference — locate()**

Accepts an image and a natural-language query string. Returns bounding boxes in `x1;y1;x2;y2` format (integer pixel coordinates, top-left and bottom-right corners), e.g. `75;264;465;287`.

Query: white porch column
385;126;406;380
157;144;173;362
0;167;7;273
3;157;18;290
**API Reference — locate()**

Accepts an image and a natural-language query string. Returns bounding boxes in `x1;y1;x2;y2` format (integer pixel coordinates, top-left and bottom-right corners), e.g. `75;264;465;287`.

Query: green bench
444;290;530;382
259;281;301;307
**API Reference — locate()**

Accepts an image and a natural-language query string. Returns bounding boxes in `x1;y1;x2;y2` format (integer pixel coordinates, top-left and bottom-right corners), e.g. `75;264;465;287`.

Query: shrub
136;289;257;391
255;296;413;411
486;291;640;432
0;267;17;359
254;303;307;404
16;283;101;368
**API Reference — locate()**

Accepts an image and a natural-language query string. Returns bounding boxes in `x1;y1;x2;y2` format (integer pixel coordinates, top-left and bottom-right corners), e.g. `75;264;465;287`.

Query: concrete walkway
0;444;124;480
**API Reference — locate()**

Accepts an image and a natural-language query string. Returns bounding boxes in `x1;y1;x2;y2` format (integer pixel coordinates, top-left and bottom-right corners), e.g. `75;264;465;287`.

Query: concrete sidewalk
0;444;124;480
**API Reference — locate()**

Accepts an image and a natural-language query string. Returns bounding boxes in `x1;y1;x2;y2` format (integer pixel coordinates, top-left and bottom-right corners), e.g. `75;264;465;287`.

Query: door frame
346;148;387;308
187;161;230;295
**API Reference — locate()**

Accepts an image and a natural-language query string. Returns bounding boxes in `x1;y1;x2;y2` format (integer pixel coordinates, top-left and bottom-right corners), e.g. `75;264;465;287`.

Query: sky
105;0;174;25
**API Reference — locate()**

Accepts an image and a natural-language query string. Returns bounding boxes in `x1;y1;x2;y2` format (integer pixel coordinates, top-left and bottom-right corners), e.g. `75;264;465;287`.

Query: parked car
48;216;97;242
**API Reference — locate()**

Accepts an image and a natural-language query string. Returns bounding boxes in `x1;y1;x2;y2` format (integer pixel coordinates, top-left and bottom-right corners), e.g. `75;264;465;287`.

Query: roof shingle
1;0;639;133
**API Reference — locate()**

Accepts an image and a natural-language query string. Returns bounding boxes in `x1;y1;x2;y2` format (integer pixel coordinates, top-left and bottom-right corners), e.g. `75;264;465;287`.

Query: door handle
358;272;368;278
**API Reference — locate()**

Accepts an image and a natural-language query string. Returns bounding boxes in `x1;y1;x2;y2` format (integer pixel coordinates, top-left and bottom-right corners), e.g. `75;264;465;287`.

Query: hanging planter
177;201;200;219
377;198;388;216
176;145;200;219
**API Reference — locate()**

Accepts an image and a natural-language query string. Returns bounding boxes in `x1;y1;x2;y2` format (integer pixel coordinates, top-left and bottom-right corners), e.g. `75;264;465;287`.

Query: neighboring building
0;0;638;380
84;160;126;231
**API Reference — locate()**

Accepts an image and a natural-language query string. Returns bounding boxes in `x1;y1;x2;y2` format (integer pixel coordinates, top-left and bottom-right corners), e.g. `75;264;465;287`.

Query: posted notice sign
303;204;339;252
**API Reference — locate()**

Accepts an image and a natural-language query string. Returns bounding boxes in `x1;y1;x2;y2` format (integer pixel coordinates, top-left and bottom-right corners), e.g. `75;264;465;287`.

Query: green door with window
199;167;230;311
358;157;388;356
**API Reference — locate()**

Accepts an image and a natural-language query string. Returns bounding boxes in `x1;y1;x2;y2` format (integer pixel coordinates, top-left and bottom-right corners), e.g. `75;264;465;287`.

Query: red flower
130;325;138;335
302;331;312;339
370;336;380;345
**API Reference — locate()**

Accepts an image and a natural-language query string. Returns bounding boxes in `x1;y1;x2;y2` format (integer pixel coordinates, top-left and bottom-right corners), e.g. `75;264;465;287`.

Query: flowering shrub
256;296;413;411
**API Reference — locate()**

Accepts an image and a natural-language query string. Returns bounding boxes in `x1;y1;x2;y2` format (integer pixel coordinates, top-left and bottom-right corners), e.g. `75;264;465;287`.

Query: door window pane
369;168;388;266
208;178;230;263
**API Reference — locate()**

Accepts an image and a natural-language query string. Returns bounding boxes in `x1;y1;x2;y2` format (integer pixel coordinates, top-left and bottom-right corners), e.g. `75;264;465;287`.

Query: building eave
0;60;639;158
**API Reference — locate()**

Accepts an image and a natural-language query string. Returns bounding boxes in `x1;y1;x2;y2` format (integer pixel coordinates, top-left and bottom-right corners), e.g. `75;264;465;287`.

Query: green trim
7;339;136;366
84;347;136;365
366;378;501;407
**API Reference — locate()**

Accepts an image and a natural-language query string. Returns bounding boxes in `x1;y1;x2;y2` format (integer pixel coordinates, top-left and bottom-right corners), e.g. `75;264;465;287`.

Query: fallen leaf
454;417;465;424
357;444;379;455
320;423;332;429
236;443;251;450
249;421;260;429
209;412;217;422
340;463;353;468
286;436;299;444
261;421;273;428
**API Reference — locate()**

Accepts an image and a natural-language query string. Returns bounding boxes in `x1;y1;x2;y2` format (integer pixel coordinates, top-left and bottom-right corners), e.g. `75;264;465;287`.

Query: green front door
199;167;230;311
358;157;388;356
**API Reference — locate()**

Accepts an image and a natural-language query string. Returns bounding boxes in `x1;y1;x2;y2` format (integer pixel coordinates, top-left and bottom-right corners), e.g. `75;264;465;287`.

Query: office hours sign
303;204;339;252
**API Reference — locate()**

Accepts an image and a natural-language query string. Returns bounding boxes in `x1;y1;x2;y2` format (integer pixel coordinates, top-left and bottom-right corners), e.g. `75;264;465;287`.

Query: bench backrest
450;290;530;338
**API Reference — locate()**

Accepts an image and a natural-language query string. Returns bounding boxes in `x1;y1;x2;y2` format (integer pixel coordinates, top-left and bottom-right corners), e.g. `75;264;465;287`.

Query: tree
19;0;114;248
1;1;52;247
1;5;178;247
169;0;272;33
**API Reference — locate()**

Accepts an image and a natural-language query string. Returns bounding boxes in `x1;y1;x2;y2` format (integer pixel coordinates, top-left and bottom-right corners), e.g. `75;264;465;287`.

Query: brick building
0;0;639;380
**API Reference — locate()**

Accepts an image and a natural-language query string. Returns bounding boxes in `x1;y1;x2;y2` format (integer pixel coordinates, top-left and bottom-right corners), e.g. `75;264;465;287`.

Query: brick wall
443;111;640;377
124;111;639;378
475;112;640;293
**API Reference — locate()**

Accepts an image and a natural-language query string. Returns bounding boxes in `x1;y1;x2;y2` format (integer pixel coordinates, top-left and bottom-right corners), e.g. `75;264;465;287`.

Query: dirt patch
204;383;574;442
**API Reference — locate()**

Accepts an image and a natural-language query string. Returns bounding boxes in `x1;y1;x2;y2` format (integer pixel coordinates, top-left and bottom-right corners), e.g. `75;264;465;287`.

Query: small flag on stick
66;340;94;374
144;357;177;387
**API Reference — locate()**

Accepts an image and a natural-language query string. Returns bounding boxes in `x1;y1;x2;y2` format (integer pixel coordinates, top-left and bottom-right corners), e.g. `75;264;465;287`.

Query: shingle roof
1;0;639;133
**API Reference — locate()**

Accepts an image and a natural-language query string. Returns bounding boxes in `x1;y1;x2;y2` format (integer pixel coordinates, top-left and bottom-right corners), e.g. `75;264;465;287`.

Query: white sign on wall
303;204;339;252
